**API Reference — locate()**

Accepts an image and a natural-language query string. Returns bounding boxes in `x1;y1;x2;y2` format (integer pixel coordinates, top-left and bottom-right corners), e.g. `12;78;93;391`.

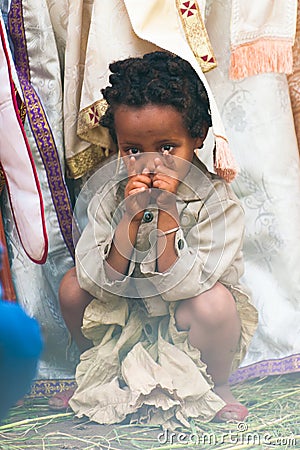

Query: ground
0;374;299;450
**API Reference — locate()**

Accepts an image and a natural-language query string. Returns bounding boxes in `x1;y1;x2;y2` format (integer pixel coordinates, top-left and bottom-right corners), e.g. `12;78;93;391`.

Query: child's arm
76;158;151;296
152;154;180;272
104;214;140;281
105;157;152;280
140;165;246;302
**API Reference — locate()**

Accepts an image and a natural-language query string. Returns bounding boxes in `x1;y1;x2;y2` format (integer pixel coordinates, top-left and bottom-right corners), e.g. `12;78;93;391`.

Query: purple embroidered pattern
24;353;300;398
229;354;300;384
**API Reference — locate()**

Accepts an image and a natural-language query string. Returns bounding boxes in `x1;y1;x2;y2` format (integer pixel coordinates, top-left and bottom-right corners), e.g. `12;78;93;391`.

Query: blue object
0;245;43;421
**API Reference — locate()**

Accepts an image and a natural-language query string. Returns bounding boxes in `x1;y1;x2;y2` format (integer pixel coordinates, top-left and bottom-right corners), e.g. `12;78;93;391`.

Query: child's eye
128;148;141;155
161;145;174;153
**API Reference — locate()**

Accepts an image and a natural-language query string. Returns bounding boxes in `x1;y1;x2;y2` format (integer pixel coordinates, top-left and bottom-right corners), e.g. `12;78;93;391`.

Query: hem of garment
25;353;300;399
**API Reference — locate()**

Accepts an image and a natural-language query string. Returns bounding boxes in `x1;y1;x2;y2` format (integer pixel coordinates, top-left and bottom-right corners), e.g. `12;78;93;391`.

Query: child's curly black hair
100;51;212;143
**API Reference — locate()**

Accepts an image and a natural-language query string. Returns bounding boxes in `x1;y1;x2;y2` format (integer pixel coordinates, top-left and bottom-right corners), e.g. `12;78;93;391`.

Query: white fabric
1;0;78;378
229;0;297;80
230;0;297;49
205;0;300;366
0;12;47;263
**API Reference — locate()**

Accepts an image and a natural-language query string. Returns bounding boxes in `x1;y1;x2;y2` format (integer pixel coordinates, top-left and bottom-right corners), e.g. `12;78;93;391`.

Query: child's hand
125;156;152;222
152;152;179;210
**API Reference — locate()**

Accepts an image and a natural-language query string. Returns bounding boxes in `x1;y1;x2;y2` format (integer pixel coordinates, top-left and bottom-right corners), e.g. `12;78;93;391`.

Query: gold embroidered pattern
67;99;115;178
14;84;27;124
176;0;217;72
66;144;115;179
77;99;108;137
18;98;27;123
27;379;76;398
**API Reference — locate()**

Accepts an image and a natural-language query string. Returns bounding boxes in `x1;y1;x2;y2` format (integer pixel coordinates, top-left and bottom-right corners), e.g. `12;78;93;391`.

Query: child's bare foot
48;387;76;411
213;383;248;422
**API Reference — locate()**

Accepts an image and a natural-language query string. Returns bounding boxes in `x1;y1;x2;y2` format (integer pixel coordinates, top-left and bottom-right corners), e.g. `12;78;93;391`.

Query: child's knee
185;283;238;328
175;302;192;331
59;267;88;310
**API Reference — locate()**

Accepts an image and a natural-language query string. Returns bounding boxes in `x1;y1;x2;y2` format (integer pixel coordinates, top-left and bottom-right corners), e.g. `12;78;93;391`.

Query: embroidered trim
14;83;26;123
24;353;300;398
8;0;79;258
77;99;108;136
229;354;300;385
27;379;77;398
66;144;114;179
66;99;115;178
175;0;217;73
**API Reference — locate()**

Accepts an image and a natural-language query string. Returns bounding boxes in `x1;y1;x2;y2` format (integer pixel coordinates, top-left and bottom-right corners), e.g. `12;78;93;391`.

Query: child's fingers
128;187;148;196
153;170;177;184
153;172;171;183
152;172;179;192
153;159;168;175
153;153;176;171
129;174;152;187
152;179;172;191
154;157;163;170
153;176;176;190
127;156;137;177
154;157;177;177
163;151;177;170
130;180;151;190
128;187;145;195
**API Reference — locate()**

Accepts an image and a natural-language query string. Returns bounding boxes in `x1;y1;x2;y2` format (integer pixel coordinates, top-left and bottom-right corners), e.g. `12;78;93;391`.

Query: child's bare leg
175;282;246;421
49;267;92;411
59;267;93;353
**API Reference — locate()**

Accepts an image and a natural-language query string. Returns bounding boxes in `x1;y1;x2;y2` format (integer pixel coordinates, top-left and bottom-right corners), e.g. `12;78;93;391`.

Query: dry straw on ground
0;374;299;450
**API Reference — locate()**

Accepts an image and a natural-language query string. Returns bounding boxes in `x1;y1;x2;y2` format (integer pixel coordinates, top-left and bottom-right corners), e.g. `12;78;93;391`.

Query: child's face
114;104;205;179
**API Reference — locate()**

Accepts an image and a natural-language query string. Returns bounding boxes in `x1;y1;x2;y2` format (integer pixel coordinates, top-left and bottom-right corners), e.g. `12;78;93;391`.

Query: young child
53;51;257;426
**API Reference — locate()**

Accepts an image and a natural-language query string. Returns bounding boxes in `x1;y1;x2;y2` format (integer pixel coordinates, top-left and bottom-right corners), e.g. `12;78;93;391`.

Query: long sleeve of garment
140;192;245;301
75;182;137;301
75;160;246;306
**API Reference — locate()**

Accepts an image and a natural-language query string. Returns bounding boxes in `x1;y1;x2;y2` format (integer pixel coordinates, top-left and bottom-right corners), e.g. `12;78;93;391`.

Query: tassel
230;39;294;80
214;136;238;183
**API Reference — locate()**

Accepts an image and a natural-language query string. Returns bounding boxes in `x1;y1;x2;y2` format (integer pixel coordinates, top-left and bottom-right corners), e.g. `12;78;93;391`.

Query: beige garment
70;157;258;428
230;0;297;80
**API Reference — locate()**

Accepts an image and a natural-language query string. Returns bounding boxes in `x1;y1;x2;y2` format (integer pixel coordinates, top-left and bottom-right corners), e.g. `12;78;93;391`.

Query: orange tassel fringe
230;39;294;80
